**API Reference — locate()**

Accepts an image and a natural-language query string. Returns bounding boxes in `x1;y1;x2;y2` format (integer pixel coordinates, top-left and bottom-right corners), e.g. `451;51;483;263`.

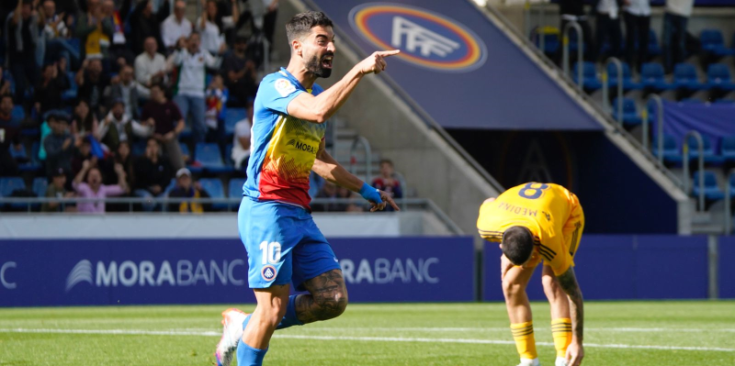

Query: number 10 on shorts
260;241;282;265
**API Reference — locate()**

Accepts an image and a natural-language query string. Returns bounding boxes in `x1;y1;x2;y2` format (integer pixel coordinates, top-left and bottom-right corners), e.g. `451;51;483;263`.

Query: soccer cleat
516;358;541;366
215;308;248;366
554;357;567;366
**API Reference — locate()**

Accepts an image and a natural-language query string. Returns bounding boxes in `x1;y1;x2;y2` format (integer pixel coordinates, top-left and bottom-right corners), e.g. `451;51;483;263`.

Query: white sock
519;358;540;366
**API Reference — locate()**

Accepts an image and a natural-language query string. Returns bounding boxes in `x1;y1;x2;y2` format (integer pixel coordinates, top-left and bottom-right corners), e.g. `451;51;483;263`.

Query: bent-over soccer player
213;11;400;366
477;183;585;366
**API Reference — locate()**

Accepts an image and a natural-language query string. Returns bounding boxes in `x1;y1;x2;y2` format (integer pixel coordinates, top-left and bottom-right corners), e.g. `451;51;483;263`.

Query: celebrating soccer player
477;183;586;366
213;11;400;366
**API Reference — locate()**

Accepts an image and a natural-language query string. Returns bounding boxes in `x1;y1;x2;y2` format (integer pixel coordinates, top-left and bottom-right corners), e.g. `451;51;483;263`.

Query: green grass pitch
1;301;734;365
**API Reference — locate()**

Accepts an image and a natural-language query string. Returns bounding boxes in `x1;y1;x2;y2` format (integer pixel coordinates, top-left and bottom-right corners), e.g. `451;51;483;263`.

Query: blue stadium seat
611;98;642;126
700;29;735;57
721;136;735;162
673;63;706;92
224;108;247;136
195;143;232;173
648;29;662;57
533;29;560;55
8;143;27;160
573;62;601;91
692;170;724;201
18;142;41;172
686;135;724;165
566;30;587;55
0;177;26;196
32;177;48;197
606;62;641;91
11;105;25;122
31;177;48;208
652;134;682;164
62;71;78;101
0;177;29;208
640;63;673;91
706;64;735;92
199;178;226;210
228;178;246;199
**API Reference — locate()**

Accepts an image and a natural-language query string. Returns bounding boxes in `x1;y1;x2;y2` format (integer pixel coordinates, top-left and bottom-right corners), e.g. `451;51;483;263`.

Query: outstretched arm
312;139;399;212
287;50;399;123
557;267;584;366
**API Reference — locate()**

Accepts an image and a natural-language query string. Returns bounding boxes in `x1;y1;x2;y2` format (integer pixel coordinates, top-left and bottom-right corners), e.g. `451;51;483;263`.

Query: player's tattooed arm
295;269;348;324
557;267;584;342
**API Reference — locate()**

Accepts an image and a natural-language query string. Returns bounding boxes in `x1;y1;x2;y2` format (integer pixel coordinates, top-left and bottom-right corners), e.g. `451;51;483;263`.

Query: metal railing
682;130;705;211
562;21;583;90
0;197;464;235
349;136;373;183
602;57;624;126
642;95;665;160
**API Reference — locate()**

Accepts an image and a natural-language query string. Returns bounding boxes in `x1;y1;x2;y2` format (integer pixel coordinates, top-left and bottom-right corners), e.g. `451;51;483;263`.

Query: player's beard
305;53;333;78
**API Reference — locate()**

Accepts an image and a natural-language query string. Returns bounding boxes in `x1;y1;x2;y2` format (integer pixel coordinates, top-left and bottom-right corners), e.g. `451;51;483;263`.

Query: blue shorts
238;197;341;290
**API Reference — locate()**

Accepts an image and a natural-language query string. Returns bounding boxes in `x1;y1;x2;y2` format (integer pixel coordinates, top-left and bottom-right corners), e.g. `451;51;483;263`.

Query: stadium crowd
0;0;404;213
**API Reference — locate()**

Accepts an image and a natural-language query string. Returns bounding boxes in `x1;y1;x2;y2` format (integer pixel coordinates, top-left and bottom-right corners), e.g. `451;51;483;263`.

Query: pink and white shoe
215;308;248;366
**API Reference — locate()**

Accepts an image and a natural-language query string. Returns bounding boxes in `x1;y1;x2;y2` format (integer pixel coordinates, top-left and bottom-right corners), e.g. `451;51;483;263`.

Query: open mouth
321;55;333;69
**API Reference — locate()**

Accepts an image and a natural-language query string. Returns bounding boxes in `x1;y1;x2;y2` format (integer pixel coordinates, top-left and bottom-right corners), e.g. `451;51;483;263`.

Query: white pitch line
1;328;733;352
301;327;735;333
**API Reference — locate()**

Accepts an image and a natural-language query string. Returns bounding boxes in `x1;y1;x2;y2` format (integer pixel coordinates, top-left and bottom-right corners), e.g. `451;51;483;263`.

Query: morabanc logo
349;3;487;72
286;139;317;154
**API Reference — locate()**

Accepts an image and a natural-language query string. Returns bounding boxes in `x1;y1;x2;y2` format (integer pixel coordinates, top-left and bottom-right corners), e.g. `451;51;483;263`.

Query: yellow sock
551;318;572;358
510;321;537;360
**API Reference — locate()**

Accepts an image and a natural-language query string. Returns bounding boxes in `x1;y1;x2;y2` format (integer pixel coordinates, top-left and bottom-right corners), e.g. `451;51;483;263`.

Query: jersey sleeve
476;200;503;242
260;76;305;114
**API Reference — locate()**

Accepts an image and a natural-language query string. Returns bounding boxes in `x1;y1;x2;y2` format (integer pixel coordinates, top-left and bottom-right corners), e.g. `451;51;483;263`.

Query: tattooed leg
294;269;349;324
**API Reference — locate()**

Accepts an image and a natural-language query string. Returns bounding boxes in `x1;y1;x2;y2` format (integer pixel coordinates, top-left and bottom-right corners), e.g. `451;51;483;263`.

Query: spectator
196;0;237;55
168;167;211;213
0;66;12;96
71;135;97;178
101;140;134;189
106;65;140;119
76;58;111;116
102;0;135;69
72;158;129;213
6;0;42;102
40;0;80;69
171;32;221;146
0;94;21;125
42;166;75;212
0;96;21;176
372;159;402;212
204;74;227;136
97;99;153;152
161;0;192;53
313;181;344;212
43;114;74;178
75;0;114;60
221;35;257;107
231;117;250;170
556;0;594;63
663;0;693;74
140;83;185;170
129;0;167;56
261;0;278;47
134;37;168;99
134;138;173;211
34;62;70;117
70;99;100;140
594;0;623;61
623;0;651;73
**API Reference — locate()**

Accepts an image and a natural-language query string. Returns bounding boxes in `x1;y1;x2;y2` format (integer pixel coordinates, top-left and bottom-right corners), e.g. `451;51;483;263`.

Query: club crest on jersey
349;3;487;72
261;265;277;281
275;78;297;97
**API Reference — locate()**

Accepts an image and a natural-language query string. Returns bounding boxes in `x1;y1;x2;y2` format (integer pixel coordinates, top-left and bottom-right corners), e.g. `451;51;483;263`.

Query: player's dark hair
502;226;535;265
286;11;333;44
